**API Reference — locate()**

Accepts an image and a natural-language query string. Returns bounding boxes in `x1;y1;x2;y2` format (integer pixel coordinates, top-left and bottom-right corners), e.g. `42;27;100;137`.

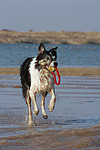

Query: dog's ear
38;43;46;54
49;47;58;60
49;47;58;52
49;47;58;54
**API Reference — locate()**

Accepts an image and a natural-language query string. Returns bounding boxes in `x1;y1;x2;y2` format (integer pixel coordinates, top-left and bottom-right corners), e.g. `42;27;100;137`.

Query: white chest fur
29;58;54;94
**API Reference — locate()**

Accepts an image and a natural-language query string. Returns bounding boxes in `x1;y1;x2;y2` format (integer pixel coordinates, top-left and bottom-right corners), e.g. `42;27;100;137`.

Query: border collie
20;43;58;125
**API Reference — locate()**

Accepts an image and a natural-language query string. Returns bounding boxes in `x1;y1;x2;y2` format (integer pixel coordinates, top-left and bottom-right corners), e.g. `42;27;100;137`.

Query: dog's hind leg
48;88;56;112
41;92;48;119
30;91;39;116
26;95;33;126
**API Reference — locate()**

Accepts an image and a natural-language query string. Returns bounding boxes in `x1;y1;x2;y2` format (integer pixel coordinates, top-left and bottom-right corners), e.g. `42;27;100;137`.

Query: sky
0;0;100;32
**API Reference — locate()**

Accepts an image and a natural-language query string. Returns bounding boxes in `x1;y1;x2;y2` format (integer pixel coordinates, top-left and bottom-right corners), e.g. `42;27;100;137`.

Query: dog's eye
52;56;56;60
46;57;50;60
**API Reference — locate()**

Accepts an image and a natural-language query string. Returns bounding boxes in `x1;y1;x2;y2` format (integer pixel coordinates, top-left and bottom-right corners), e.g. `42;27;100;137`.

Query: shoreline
0;67;100;76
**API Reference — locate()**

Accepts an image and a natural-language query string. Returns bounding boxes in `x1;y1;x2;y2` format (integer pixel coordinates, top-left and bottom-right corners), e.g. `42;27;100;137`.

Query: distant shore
0;30;100;45
0;67;100;76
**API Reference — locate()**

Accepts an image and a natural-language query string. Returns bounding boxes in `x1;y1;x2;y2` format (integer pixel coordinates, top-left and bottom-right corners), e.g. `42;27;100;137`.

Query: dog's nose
54;62;58;67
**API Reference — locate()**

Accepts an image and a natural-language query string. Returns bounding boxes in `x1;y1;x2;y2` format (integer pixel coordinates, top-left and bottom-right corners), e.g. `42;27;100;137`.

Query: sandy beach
0;67;100;76
0;68;100;149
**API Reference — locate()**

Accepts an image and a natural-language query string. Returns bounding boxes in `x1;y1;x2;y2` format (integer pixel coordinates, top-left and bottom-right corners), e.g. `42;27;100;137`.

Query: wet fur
20;43;58;125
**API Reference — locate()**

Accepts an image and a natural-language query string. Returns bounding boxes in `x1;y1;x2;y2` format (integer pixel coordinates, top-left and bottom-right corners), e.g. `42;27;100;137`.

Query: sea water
0;43;100;67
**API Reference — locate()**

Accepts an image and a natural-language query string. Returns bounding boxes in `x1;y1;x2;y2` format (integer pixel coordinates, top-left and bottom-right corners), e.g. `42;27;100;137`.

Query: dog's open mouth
47;66;60;85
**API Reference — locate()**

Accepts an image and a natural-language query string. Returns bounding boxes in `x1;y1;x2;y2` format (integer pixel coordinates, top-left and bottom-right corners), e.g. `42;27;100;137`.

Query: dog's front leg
26;96;33;126
48;88;56;112
41;92;48;119
30;91;39;116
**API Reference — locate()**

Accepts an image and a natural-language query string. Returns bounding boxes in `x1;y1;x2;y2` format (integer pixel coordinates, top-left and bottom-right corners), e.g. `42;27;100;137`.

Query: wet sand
0;126;100;149
0;74;100;149
0;67;100;76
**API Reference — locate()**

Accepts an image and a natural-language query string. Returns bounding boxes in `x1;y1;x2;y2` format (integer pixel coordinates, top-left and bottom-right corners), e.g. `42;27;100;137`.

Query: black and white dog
20;43;58;125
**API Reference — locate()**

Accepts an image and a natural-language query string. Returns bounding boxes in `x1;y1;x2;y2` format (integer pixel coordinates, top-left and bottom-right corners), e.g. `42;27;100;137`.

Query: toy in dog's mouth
47;66;60;85
48;66;56;72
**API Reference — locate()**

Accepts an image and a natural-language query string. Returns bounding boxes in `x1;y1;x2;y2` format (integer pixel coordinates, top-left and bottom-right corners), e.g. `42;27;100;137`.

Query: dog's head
35;43;58;71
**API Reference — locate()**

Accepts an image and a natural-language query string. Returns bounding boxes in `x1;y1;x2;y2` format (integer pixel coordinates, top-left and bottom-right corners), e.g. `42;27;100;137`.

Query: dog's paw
28;120;33;126
48;104;55;112
33;109;39;116
43;115;48;119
